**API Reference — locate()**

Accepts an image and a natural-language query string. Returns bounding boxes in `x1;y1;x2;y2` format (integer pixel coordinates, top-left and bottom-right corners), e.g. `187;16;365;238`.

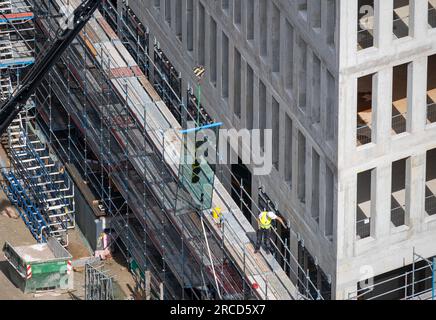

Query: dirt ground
0;187;137;300
0;147;137;300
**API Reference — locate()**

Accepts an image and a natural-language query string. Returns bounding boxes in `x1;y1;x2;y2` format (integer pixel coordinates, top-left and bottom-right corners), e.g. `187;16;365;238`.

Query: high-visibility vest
259;211;272;229
212;207;222;220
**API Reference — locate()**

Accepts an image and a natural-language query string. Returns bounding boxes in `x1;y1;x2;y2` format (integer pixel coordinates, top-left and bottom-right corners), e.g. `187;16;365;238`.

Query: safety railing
348;252;436;300
356;217;371;240
357;124;372;146
425;193;436;216
214;164;323;300
391;204;406;227
429;6;436;28
392;112;407;134
427;102;436;124
357;28;373;51
393;14;410;39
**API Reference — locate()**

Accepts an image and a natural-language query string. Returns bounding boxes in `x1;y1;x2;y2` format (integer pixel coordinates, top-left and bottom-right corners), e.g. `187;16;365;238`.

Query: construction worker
211;206;223;226
254;211;287;253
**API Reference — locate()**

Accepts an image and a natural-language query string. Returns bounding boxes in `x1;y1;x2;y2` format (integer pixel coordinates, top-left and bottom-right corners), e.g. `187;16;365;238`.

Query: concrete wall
123;0;436;299
336;0;436;298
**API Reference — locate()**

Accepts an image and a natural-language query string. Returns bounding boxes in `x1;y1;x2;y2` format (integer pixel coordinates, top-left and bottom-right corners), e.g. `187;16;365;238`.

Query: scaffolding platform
27;0;322;300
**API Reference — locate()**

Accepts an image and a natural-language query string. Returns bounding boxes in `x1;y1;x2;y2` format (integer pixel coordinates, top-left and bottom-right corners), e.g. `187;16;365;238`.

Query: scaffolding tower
1;0;325;300
0;0;75;247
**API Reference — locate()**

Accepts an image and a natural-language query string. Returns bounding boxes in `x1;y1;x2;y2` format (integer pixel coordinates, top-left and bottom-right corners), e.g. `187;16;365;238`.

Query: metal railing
429;6;436;28
391;204;406;227
357;124;372;146
356;217;371;240
357;29;374;50
392;112;407;134
427;102;436;124
425;193;436;216
393;15;410;39
349;251;436;300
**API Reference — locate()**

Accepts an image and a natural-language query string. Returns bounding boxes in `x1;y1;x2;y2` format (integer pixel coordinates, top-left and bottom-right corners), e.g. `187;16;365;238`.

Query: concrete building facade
120;0;436;299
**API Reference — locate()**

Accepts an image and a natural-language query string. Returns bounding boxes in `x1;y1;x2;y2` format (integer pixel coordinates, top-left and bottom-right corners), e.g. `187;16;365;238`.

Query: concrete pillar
410;0;429;40
375;0;393;50
408;57;428;133
181;0;187;51
373;164;392;238
407;153;426;231
373;68;393;146
319;158;327;236
305;144;313;220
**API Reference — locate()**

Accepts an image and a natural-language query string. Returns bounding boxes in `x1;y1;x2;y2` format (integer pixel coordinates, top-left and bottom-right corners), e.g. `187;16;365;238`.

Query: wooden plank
428;88;436;103
393;98;408;115
96;17;118;40
358;109;372;126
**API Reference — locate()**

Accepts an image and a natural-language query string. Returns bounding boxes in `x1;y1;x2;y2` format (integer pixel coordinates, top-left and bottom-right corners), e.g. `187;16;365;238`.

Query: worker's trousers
255;228;271;251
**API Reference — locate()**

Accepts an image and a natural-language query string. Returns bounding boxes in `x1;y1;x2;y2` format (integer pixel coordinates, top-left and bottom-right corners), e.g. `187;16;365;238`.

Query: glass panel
176;123;220;213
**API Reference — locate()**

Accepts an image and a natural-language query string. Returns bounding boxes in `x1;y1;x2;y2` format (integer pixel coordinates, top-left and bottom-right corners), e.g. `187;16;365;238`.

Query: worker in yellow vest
254;211;287;253
211;206;223;226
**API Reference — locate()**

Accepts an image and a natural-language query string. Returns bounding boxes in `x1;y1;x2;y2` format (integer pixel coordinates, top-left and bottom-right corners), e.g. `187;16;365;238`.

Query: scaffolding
0;0;327;300
348;248;436;300
0;0;76;247
85;263;114;300
102;1;330;300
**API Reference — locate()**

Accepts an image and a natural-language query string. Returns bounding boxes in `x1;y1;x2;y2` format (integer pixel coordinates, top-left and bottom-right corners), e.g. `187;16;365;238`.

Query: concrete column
278;107;286;179
181;0;187;51
410;0;429;40
228;42;235;115
320;0;329;44
339;75;357;159
279;14;287;91
216;26;223;105
336;172;357;259
372;164;392;239
375;0;393;50
373;68;393;146
305;145;313;220
306;48;314;123
408;57;428;133
407;153;426;231
319;158;327;236
320;66;328;134
338;0;357;68
240;60;247;128
291;124;299;204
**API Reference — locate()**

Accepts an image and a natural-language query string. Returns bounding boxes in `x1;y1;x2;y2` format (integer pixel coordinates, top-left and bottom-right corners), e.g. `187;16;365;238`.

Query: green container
3;238;73;293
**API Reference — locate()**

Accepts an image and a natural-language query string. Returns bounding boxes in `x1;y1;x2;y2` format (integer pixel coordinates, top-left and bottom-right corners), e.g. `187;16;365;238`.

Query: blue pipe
179;122;223;134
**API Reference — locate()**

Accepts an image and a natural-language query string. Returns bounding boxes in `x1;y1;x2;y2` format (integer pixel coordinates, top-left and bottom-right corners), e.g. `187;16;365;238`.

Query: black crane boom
0;0;101;135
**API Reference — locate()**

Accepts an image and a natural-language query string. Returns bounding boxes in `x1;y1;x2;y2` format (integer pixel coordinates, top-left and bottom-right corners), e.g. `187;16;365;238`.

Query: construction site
0;0;436;301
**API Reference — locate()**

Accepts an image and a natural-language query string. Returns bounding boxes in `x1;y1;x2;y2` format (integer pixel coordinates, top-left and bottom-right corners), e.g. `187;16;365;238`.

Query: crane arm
0;0;101;135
